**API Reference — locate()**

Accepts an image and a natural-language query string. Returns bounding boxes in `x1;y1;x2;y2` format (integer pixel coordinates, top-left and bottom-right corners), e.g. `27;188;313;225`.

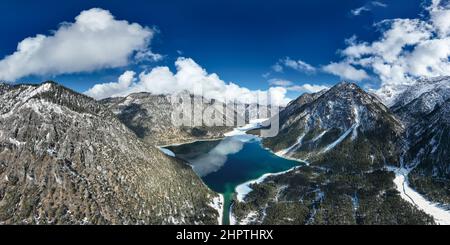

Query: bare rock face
0;82;220;224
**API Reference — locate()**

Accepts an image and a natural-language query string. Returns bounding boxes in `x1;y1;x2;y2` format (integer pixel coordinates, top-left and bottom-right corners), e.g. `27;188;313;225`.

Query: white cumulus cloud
272;57;316;73
430;0;450;37
271;63;284;72
85;57;292;106
85;71;136;99
282;57;316;73
268;78;328;94
287;84;329;93
322;62;369;81
0;8;158;81
268;79;293;86
331;0;450;104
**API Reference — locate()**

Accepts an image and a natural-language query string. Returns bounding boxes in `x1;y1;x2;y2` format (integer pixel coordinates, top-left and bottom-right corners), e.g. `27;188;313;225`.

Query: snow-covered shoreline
209;194;224;225
226;118;306;223
388;166;450;225
157;146;176;157
224;118;269;137
235;166;302;202
230;118;307;209
274;149;310;164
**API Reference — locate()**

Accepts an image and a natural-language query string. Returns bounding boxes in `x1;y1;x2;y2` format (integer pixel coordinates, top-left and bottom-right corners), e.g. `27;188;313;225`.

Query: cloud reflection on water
190;136;253;176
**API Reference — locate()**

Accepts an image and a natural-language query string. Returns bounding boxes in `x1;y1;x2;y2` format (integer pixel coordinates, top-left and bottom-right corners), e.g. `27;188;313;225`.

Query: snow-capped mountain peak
390;76;450;125
377;76;450;107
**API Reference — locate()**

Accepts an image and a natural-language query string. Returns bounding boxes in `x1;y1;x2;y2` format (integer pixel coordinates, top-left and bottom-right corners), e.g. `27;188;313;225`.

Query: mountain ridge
231;81;436;225
0;82;221;224
263;81;404;171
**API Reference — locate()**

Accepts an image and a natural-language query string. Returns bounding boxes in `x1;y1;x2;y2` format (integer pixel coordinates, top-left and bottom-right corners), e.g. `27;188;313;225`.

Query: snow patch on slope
312;130;328;142
239;211;258;225
229;204;237;225
9;137;26;146
351;106;360;140
275;131;306;157
321;124;356;153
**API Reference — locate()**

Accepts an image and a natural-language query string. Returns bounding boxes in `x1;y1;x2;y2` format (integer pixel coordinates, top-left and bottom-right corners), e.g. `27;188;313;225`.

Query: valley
0;77;449;225
1;0;450;230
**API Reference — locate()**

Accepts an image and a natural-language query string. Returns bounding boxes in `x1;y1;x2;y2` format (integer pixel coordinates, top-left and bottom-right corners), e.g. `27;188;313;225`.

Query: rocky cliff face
0;82;220;224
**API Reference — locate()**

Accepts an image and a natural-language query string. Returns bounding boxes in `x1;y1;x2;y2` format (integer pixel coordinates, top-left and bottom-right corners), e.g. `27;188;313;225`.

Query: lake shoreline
234;165;302;203
158;119;304;225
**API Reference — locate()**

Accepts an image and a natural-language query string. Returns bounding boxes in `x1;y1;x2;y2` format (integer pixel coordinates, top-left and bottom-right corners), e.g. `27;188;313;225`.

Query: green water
166;135;301;225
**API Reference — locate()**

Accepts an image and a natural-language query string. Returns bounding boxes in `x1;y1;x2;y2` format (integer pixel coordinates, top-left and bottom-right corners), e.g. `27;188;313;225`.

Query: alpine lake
162;125;304;225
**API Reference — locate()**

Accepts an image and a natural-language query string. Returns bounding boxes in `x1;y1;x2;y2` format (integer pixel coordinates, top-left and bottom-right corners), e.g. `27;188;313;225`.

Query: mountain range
233;77;450;225
0;76;448;224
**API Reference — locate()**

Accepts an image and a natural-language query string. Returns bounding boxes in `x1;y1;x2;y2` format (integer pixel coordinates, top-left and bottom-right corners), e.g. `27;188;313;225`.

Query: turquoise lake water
165;134;301;225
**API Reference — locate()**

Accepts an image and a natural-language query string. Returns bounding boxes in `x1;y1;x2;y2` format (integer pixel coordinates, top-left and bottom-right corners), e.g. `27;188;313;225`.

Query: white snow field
388;167;450;225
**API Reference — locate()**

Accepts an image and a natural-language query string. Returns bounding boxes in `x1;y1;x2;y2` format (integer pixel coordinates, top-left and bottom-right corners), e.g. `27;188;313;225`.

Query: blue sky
1;0;444;103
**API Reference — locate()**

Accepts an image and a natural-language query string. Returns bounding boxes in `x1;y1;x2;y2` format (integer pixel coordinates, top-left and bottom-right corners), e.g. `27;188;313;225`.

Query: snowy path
388;167;450;225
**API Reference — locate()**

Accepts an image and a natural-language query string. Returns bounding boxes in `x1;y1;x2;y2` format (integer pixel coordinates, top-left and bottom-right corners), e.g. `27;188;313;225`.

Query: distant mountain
0;82;220;224
232;82;434;225
391;76;450;126
101;92;235;145
378;77;450;207
264;82;404;171
101;91;276;145
406;99;450;206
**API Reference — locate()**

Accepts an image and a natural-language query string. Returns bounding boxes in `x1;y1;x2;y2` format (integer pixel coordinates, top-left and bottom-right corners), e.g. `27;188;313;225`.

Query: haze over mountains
0;76;449;224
